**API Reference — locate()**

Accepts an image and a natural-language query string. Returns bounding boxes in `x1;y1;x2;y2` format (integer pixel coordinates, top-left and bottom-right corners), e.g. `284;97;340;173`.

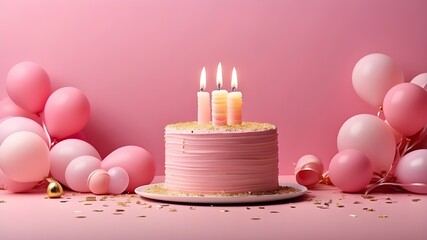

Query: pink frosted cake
164;122;279;194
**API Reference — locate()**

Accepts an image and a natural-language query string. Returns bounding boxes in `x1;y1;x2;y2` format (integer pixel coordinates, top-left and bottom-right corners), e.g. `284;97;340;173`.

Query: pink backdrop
1;0;427;175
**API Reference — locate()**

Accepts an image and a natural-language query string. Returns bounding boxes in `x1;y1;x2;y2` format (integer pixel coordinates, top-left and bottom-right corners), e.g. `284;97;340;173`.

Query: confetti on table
189;207;196;210
349;214;357;218
169;208;178;212
60;200;68;203
353;201;362;204
93;210;104;212
115;209;125;212
290;206;296;208
270;211;279;214
75;216;87;219
0;200;6;203
336;204;345;208
246;207;251;210
363;208;375;212
412;199;421;202
220;209;229;213
86;197;97;201
137;215;147;218
251;217;261;220
259;207;265;209
378;215;388;218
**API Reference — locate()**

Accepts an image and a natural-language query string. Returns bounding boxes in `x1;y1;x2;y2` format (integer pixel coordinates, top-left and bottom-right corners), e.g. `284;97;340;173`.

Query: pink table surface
1;175;426;240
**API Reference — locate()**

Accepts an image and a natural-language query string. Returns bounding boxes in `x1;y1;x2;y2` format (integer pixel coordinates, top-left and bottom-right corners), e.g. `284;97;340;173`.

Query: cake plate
135;182;307;204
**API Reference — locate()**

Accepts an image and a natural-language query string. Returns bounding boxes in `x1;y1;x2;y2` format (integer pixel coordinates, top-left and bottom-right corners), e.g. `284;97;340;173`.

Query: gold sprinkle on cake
165;122;277;133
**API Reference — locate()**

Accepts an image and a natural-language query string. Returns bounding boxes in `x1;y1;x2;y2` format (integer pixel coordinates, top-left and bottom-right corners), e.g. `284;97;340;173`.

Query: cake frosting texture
164;122;279;193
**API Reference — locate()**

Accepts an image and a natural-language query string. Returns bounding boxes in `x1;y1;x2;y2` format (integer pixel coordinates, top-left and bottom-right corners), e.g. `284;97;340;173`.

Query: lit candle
197;67;210;124
227;67;242;125
211;63;228;126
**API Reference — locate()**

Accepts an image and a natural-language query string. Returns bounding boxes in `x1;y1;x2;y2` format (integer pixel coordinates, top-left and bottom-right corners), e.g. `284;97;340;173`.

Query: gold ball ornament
46;178;64;198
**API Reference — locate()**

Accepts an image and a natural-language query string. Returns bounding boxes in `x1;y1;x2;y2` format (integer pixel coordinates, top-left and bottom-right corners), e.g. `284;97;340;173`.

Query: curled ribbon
295;162;324;187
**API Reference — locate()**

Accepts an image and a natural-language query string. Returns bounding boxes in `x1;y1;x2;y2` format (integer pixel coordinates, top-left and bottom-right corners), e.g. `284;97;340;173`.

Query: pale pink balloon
0;131;50;182
65;155;101;192
0;116;49;146
411;73;427;90
102;146;155;192
108;167;130;194
5;61;51;113
87;169;110;195
49;139;101;187
0;97;40;122
352;53;403;108
295;154;324;187
395;149;427;194
337;114;396;173
44;87;90;140
0;168;39;193
383;83;427;137
329;149;373;193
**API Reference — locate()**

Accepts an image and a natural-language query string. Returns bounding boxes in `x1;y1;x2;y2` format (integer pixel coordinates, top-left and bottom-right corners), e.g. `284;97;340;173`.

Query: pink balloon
352;53;403;108
108;167;130;194
102;146;155;192
0;116;49;146
337;114;396;173
383;83;427;136
87;169;110;195
411;73;427;90
329;149;373;193
0;168;39;193
65;155;101;192
5;61;51;113
395;149;427;194
44;87;90;140
0;97;40;122
295;154;324;187
49;139;101;187
0;131;50;182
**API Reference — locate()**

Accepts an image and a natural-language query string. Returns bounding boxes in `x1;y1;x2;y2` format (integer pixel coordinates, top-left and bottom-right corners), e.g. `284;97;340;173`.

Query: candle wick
200;87;204;92
218;83;221;90
232;86;236;92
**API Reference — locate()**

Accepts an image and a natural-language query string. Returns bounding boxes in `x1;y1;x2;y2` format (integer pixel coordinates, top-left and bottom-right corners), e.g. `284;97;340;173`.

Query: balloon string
376;105;383;119
364;182;427;196
41;121;56;149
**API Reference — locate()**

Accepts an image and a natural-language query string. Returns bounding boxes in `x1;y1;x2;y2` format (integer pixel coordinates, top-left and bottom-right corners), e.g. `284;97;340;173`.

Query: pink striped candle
197;67;210;124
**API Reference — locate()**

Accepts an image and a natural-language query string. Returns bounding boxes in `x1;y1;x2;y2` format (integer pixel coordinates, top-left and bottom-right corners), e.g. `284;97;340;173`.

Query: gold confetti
270;211;279;213
290;206;296;208
113;213;123;215
363;208;375;212
412;199;421;202
115;209;125;212
60;200;68;203
136;200;141;205
314;200;322;205
259;206;265;209
353;201;362;204
317;206;329;209
336;204;344;208
103;204;109;207
84;203;92;206
378;215;388;218
100;196;108;201
169;208;178;212
349;214;357;218
251;217;261;220
75;216;86;218
246;207;251;210
220;209;229;213
0;200;6;203
86;196;96;201
93;210;104;212
137;215;147;218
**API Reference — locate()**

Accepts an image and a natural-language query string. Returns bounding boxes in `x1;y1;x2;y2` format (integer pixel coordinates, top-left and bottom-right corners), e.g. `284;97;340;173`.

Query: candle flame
200;67;206;91
231;67;238;91
216;62;223;89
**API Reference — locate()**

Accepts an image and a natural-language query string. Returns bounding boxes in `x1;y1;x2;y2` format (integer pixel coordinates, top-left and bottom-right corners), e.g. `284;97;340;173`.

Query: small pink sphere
87;169;110;195
108;167;129;194
329;149;373;193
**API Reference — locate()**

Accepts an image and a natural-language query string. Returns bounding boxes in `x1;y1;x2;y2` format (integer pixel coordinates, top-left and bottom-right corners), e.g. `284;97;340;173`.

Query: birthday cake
164;122;279;194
